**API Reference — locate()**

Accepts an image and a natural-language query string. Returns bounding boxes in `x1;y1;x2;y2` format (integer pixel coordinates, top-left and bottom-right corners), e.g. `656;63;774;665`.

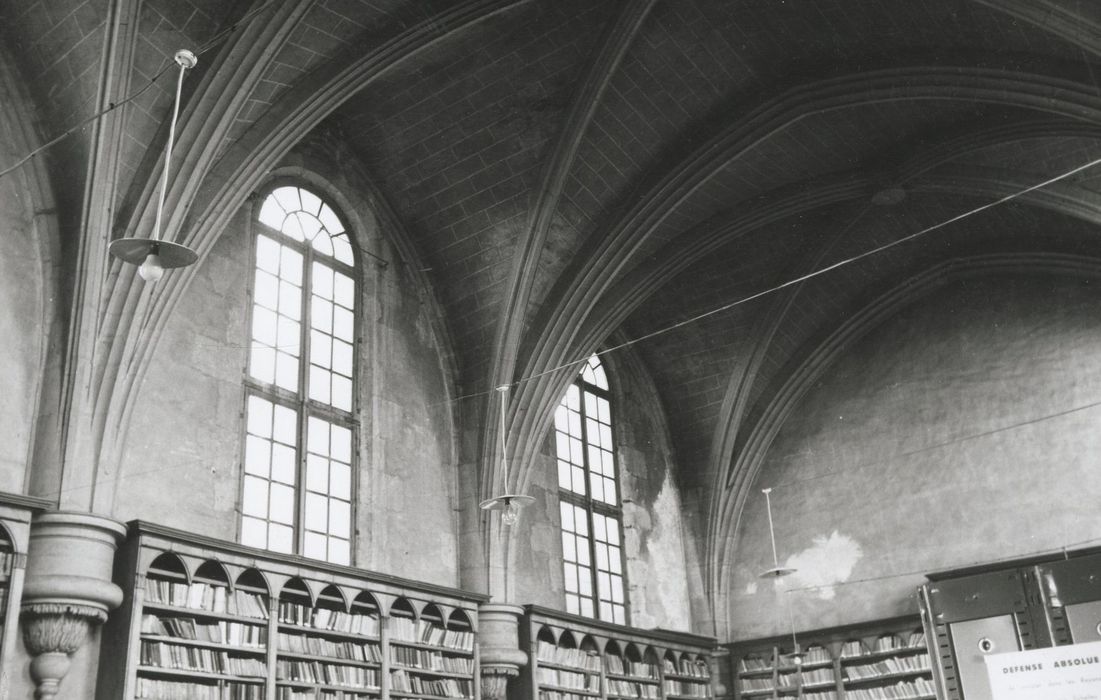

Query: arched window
239;184;357;565
554;355;627;623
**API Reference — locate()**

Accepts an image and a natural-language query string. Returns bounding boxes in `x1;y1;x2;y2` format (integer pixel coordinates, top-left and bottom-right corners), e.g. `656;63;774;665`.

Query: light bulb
501;500;520;527
138;252;165;282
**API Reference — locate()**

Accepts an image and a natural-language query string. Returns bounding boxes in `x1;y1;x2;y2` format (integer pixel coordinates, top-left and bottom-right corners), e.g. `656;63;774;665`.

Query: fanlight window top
580;355;607;390
259;185;354;265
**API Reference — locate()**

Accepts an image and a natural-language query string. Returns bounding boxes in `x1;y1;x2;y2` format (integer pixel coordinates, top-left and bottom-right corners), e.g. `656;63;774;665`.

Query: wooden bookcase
514;605;715;700
98;521;485;700
726;616;934;700
0;493;51;699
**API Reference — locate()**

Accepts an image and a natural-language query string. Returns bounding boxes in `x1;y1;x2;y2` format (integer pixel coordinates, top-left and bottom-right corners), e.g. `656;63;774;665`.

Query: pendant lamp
479;385;534;526
757;487;803;666
109;49;199;281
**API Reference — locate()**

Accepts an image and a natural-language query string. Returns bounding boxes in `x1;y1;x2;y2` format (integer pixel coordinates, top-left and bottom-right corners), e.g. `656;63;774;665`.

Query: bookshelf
0;493;49;699
515;606;715;700
727;617;933;700
98;521;485;700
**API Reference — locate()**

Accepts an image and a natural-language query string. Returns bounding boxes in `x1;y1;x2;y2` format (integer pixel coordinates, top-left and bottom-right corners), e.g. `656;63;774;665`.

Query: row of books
804;691;839;700
277;659;380;687
662;658;709;679
145;579;269;620
537;642;601;671
737;657;770;673
841;635;925;659
141;614;266;647
845;677;935;699
606;679;660;698
604;657;658;679
277;688;378;700
136;678;263;699
844;654;930;680
390;669;473;698
140;641;267;677
277;602;381;637
538;667;599;690
662;679;709;697
540;692;597;700
278;632;383;662
388;617;473;651
802;667;836;685
390;646;474;674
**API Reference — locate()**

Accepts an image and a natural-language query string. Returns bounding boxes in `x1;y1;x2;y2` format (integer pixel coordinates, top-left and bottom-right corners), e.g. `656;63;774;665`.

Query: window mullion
295;248;314;556
576;381;600;617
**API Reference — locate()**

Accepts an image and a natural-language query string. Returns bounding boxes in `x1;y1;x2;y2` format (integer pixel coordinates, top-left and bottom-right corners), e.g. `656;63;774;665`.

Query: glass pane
557;460;571;490
270;483;295;523
559;501;574;531
599;424;613;451
254;270;278;309
273;405;297;445
595;543;608;570
599;602;612;620
256;235;281;273
589;474;604;503
612;605;624;625
304;531;326;559
588;445;604;475
332;375;352;411
330;462;351;499
242;476;268;517
332;339;353;376
272;186;300;214
311;229;333;256
297;213;321;243
313;263;334;300
562;532;576;561
597;572;611;599
311;330;332;369
276;316;300;356
279;281;302;322
580;597;593;618
330;425;352;463
308;417;330;455
334;272;354;309
275;352;299;392
555;432;570;462
319;204;344;234
574;506;588;535
252;307;277;346
566;594;579;615
333;236;354;265
569;438;583;465
576;539;591;567
592;363;608;390
306;454;328;492
258;197;284;230
568;410;581;438
566;384;580;410
333;306;354;342
593;514;606;541
244;436;270;477
282;212;305;241
584;392;598;419
309;366;331;404
329;537;350;565
268;524;293;553
572;466;585;494
312;297;333;333
554;405;569;431
305;492;327;531
329;500;350;537
246;396;272;437
564;563;578;592
578;571;592;596
597;397;610;424
280;247;303;285
609;547;622;574
241;516;267;548
250;344;275;383
602;476;617;505
271;443;295;484
611;576;624;603
300;188;323;215
606;520;620;546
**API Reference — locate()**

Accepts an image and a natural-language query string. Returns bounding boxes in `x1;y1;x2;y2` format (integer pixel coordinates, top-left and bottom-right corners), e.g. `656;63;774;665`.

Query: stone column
478;604;528;700
19;512;127;700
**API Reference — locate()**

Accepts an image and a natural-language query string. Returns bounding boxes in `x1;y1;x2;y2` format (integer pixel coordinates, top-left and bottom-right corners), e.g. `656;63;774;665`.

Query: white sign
986;641;1101;699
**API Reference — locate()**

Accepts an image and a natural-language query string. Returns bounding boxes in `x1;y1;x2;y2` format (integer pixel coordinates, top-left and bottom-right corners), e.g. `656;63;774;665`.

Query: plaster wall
0;96;50;494
113;167;461;586
728;271;1101;638
513;351;695;629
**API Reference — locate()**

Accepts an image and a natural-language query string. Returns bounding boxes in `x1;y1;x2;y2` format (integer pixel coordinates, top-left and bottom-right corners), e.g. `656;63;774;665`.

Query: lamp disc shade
758;566;797;579
109;238;198;269
479;494;535;511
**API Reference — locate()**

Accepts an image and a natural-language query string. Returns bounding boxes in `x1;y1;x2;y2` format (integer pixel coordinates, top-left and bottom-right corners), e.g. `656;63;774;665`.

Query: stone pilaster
477;604;528;700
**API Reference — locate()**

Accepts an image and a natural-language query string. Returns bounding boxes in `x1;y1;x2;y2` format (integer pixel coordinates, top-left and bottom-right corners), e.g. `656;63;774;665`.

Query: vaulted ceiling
5;0;1101;622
